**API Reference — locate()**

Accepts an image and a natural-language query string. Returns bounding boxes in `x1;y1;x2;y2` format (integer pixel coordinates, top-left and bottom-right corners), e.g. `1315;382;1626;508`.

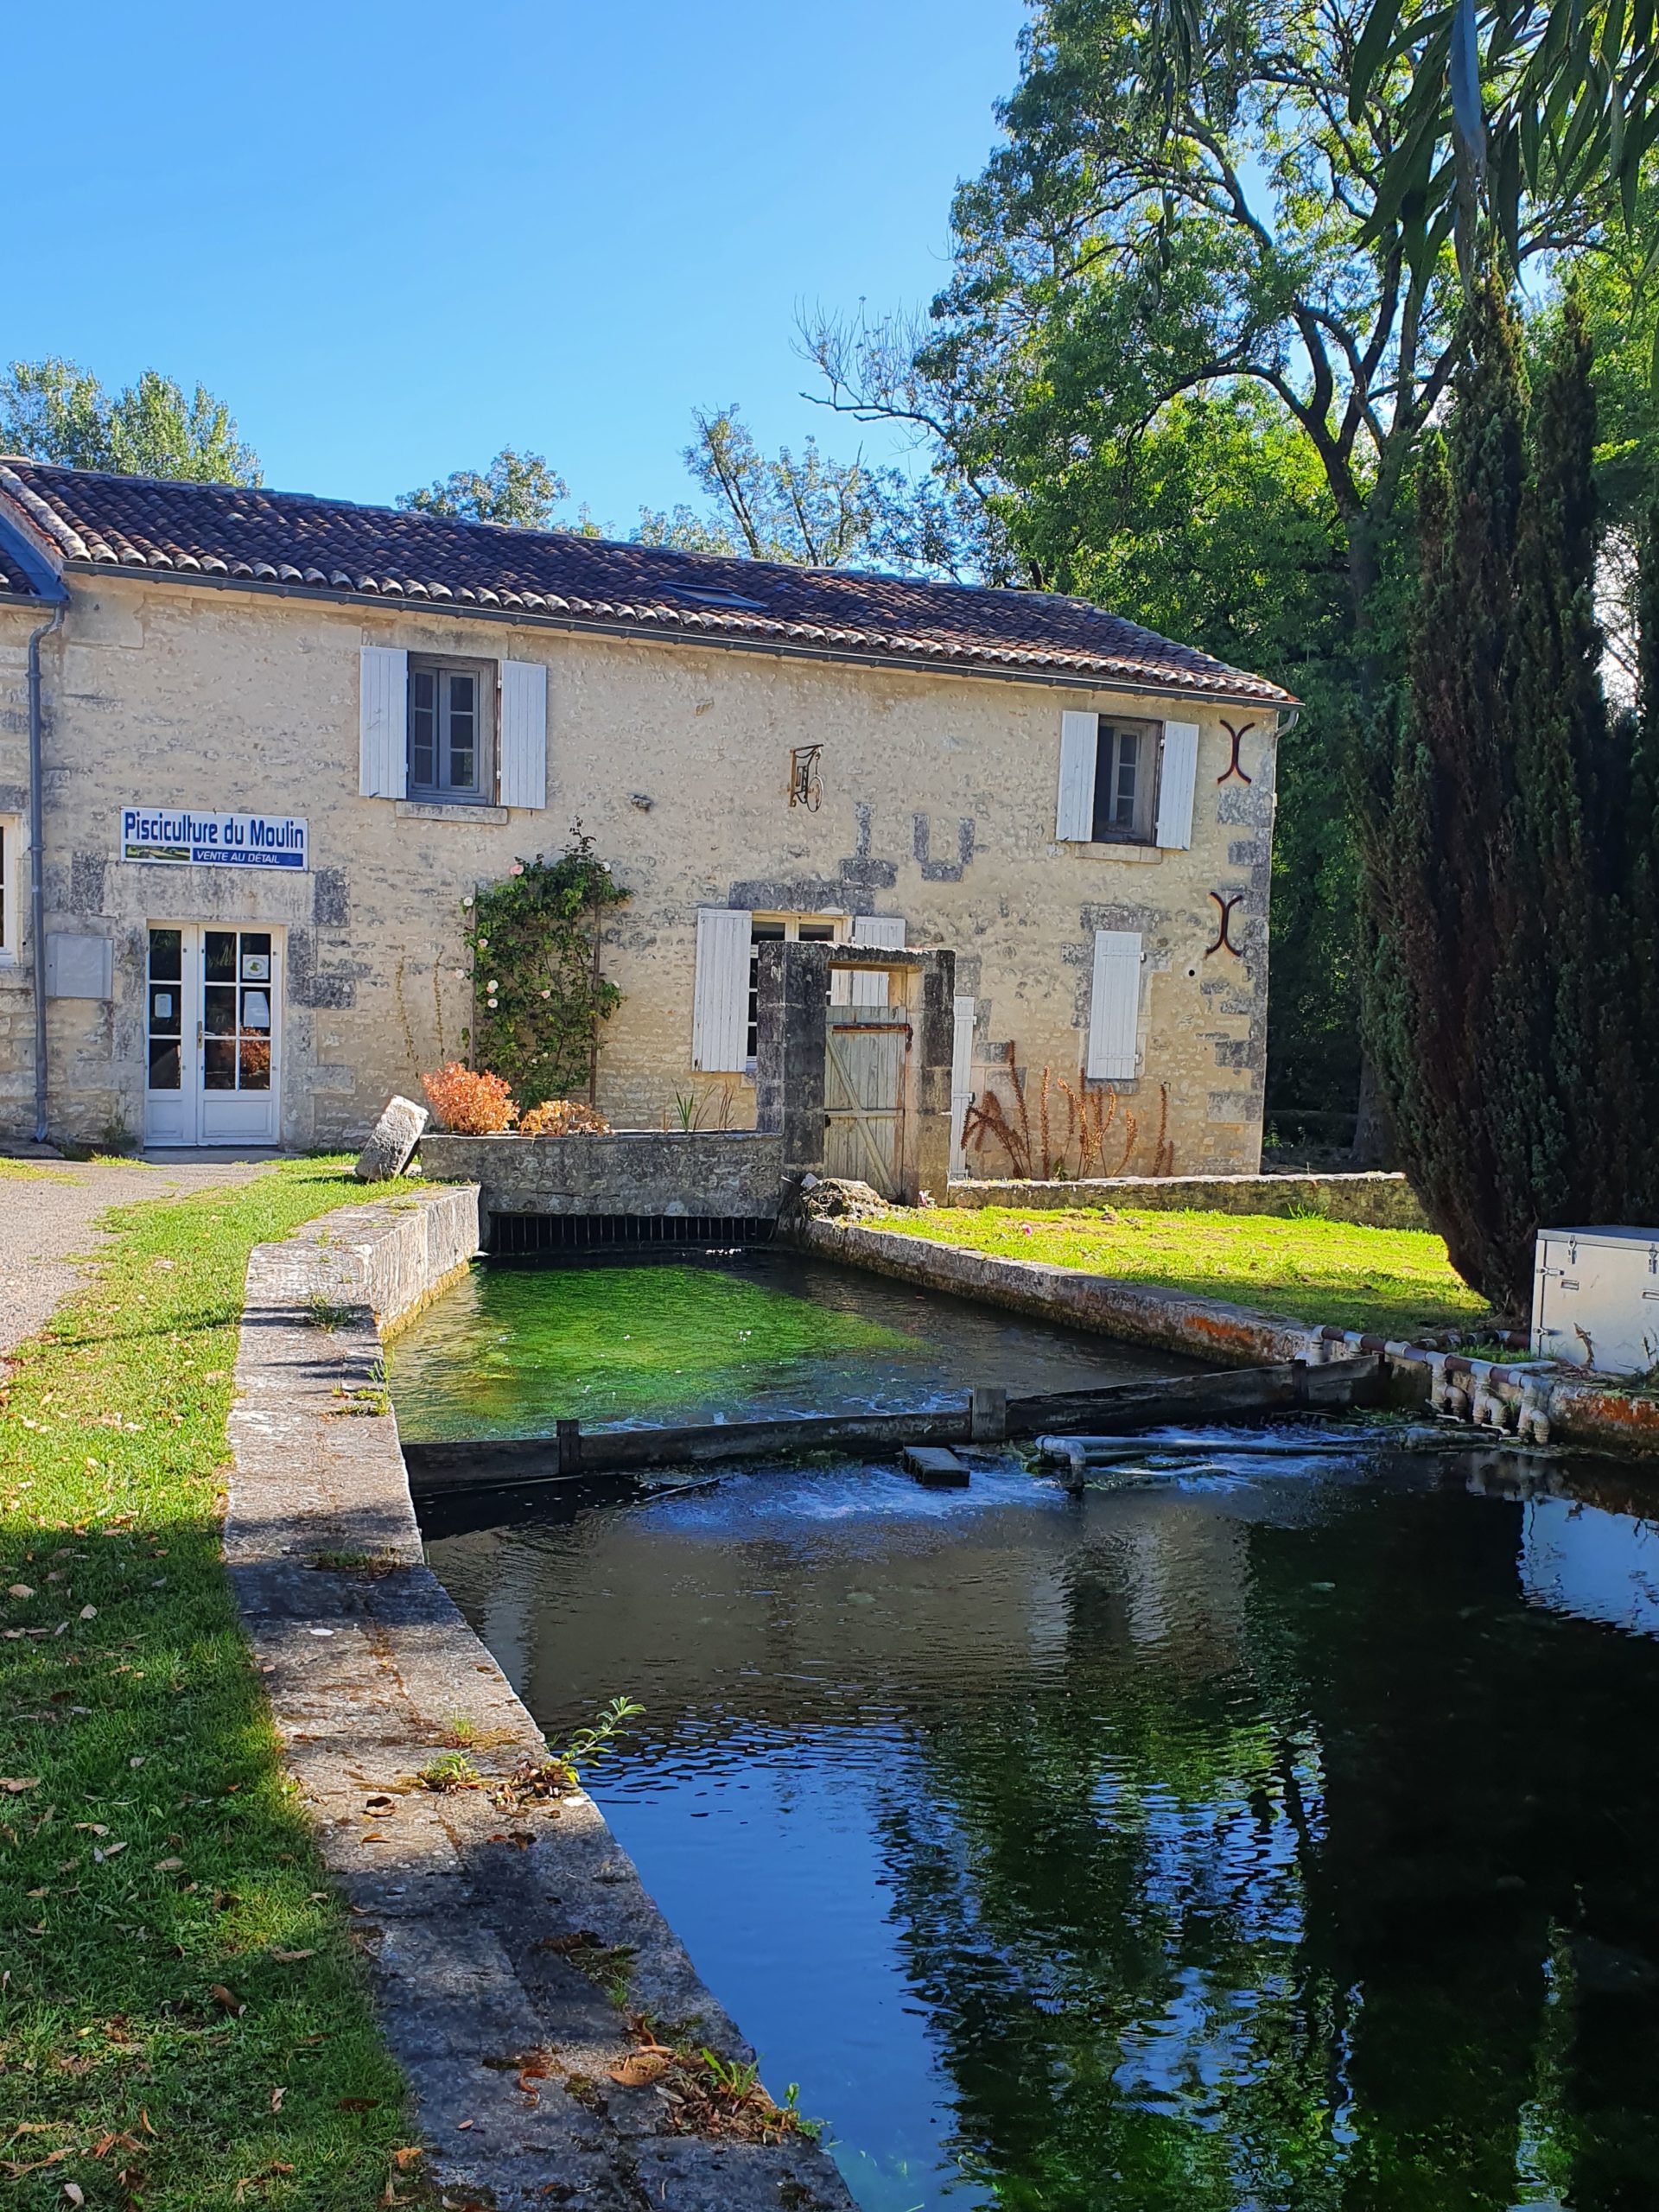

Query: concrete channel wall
225;1181;854;2212
799;1216;1659;1457
946;1170;1429;1230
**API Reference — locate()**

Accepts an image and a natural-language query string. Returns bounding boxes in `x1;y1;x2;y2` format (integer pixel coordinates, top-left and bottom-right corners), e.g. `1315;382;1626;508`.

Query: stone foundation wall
946;1170;1427;1230
418;1128;786;1220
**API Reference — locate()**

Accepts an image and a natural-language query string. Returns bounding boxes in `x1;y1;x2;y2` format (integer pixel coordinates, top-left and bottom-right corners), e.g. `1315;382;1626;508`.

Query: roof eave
48;556;1297;710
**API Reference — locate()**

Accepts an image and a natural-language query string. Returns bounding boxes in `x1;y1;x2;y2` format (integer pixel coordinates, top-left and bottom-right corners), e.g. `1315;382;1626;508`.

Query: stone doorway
753;938;956;1205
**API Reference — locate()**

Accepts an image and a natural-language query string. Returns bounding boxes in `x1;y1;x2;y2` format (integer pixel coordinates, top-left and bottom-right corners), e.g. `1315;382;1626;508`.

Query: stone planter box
418;1128;787;1223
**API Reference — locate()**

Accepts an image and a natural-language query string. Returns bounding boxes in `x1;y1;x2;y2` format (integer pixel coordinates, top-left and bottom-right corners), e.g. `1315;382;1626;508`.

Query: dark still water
424;1444;1659;2212
388;1249;1196;1440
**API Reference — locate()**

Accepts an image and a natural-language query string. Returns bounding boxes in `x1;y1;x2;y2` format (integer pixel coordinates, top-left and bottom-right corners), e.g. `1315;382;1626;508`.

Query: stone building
0;461;1294;1173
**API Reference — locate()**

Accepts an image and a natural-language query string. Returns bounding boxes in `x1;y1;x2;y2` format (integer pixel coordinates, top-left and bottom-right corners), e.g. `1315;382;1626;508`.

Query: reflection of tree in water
868;1487;1659;2210
871;1541;1352;2210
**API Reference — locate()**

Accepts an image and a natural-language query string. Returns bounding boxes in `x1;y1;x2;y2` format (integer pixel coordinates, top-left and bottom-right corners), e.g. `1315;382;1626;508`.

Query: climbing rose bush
420;1063;516;1135
518;1098;611;1136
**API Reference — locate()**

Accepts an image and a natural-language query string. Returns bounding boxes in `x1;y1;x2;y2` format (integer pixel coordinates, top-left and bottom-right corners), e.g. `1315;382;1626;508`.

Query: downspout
27;601;66;1143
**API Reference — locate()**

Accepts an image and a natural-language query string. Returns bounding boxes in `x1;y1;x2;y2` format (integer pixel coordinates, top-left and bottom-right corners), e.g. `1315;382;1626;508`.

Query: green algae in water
391;1262;916;1439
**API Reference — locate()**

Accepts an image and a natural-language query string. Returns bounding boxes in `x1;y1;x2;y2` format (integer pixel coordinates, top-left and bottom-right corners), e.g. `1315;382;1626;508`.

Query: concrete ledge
946;1171;1428;1230
226;1182;854;2211
797;1217;1329;1367
421;1129;787;1223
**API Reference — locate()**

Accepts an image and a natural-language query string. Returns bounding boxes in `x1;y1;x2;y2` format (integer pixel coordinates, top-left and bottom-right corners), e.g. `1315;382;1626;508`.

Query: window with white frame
408;656;495;803
1055;709;1201;852
0;817;19;963
1091;718;1159;843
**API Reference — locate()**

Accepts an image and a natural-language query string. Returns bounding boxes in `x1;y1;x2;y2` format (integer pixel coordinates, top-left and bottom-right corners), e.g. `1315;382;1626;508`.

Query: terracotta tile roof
0;460;1295;705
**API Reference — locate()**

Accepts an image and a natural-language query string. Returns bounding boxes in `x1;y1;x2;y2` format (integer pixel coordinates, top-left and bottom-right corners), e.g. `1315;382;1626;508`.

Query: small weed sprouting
308;1549;404;1580
305;1290;357;1332
642;2044;823;2144
329;1359;391;1416
496;1695;644;1810
560;1694;645;1777
416;1750;480;1793
440;1712;478;1746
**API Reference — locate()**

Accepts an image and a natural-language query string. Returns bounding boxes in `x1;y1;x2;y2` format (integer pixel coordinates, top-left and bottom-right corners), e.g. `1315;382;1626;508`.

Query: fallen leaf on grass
269;2088;284;2113
208;1984;245;2016
152;1857;184;1872
232;2165;295;2202
8;1584;35;1599
0;1777;41;1793
270;1948;315;1964
78;1606;97;1622
391;2147;425;2170
337;2097;379;2112
92;1842;127;1863
62;2184;85;2207
0;2149;70;2181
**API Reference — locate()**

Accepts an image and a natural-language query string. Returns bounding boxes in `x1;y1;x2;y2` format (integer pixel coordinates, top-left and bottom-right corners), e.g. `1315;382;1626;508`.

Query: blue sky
5;0;1027;529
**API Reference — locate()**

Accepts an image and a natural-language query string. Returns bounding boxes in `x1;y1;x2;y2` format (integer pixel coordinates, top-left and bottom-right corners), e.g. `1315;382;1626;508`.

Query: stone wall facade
0;572;1284;1166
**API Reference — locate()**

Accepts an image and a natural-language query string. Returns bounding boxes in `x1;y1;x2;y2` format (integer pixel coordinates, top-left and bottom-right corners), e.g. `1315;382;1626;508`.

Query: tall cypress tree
1361;276;1528;1302
1361;278;1652;1313
1491;289;1611;1282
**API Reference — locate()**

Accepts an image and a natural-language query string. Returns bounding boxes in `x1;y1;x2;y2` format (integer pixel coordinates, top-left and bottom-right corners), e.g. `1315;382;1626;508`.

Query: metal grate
488;1212;779;1257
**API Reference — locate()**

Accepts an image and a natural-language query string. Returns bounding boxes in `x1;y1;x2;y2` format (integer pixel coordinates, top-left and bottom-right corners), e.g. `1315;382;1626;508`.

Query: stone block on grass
355;1095;428;1183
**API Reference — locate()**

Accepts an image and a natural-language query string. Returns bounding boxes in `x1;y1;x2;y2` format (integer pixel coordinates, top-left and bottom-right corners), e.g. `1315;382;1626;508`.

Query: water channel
401;1257;1659;2211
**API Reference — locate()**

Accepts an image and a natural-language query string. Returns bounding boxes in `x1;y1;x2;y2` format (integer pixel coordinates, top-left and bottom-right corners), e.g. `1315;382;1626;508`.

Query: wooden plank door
823;1012;906;1194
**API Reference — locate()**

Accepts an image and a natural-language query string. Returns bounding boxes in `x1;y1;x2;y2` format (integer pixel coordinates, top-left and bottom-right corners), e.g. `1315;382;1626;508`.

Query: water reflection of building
1521;1495;1659;1639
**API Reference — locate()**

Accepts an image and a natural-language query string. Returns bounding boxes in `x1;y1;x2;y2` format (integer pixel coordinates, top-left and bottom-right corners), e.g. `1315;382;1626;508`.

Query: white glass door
144;924;282;1145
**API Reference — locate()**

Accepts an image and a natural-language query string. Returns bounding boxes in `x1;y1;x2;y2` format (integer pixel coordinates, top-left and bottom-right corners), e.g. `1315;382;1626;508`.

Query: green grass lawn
0;1160;414;2211
873;1205;1491;1340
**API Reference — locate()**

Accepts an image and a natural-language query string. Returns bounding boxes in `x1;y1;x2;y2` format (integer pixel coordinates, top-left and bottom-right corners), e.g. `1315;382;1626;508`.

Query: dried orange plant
962;1045;1175;1179
419;1061;517;1135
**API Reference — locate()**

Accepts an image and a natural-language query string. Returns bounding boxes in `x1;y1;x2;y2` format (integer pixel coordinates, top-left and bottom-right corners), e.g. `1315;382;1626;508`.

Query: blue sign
121;807;308;871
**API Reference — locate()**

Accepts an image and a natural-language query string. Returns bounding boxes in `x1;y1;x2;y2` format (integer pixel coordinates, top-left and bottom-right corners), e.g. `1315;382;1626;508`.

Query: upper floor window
409;657;494;803
1091;717;1159;844
1054;709;1201;853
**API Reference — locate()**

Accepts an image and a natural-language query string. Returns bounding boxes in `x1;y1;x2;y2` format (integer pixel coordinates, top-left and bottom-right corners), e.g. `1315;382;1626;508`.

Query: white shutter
1056;710;1098;841
359;646;407;798
950;992;976;1178
691;907;753;1071
850;913;904;1007
1086;930;1142;1080
1154;719;1200;849
498;659;547;810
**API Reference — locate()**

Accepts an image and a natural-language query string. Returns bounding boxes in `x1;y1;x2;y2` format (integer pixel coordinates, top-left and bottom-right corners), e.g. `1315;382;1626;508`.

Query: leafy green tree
804;0;1605;627
1;358;261;483
397;447;593;530
637;404;993;579
1030;386;1365;1130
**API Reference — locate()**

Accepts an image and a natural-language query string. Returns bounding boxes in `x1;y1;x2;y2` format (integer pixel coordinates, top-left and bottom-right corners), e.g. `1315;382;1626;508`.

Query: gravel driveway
0;1153;280;1363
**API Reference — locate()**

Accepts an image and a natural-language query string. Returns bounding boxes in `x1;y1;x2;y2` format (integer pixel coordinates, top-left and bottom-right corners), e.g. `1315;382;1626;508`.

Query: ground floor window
747;915;840;1060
